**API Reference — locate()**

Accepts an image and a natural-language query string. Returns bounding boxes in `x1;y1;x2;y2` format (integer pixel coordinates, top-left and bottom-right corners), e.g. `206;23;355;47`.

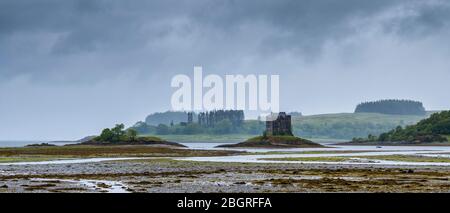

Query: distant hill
351;111;450;144
355;99;426;115
292;112;431;140
288;112;303;117
145;111;193;126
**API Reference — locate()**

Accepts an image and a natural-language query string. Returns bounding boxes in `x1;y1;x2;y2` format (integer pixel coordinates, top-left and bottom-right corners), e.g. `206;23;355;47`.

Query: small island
216;112;324;148
79;124;186;147
344;111;450;145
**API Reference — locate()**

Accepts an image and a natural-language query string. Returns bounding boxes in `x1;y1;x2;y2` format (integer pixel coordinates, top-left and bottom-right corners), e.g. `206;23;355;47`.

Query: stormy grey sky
1;0;450;140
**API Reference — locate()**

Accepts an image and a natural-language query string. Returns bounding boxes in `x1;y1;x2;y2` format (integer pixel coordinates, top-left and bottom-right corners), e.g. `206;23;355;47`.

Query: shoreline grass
363;155;450;163
0;156;76;163
260;156;349;162
260;154;450;163
244;150;390;155
0;145;242;160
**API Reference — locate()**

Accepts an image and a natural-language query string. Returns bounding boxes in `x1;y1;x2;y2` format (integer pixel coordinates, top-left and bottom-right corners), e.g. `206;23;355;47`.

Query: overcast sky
1;0;450;140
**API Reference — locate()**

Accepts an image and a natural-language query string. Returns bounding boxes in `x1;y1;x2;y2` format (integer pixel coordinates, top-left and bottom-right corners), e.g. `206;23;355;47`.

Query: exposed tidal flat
2;142;450;192
2;158;450;193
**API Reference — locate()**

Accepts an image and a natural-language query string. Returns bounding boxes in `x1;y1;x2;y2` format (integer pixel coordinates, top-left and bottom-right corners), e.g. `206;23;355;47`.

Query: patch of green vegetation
93;124;165;143
0;145;241;158
260;156;349;162
353;111;450;144
244;150;384;155
0;156;74;163
144;111;191;126
364;155;450;163
293;112;430;140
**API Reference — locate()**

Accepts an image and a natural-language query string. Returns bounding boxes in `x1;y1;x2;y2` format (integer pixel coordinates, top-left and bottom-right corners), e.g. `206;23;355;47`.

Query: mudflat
1;158;450;193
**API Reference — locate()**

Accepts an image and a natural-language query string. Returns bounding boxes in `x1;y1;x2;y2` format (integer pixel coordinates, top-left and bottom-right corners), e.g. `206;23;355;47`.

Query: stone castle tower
265;112;293;136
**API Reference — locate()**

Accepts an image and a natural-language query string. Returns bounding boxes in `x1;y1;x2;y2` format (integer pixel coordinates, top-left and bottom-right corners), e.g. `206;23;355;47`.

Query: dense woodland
355;100;426;115
353;111;450;143
91;123;164;143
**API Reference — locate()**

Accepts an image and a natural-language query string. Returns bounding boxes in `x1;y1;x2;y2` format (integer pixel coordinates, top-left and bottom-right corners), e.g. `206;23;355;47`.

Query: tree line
355;99;426;115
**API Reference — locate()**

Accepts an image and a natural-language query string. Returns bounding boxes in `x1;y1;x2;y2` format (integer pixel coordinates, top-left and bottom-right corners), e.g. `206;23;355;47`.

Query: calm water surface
178;142;450;166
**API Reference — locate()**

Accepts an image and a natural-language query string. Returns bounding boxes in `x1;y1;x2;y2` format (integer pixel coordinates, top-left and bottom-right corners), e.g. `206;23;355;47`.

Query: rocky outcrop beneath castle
216;136;324;148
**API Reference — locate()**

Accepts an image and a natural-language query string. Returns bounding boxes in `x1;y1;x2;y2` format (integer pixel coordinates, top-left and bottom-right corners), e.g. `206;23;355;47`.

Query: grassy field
260;154;450;163
0;156;75;163
364;155;450;163
260;156;349;162
0;145;241;163
245;150;386;155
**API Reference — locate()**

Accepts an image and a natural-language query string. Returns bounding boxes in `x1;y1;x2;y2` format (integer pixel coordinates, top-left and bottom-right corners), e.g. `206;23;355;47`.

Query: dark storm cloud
1;0;450;140
382;2;450;38
188;0;407;55
2;0;450;80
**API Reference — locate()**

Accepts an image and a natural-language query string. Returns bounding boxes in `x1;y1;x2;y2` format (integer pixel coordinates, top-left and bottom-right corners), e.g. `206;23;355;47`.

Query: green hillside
352;111;450;144
292;112;432;139
145;111;192;126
